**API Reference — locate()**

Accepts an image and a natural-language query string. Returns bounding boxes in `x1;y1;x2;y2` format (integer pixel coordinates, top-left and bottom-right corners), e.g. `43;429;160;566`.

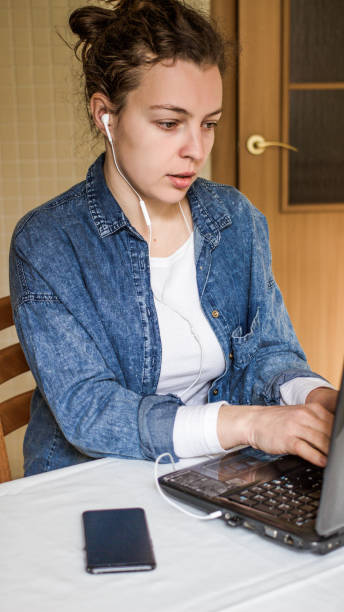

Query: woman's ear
90;93;114;137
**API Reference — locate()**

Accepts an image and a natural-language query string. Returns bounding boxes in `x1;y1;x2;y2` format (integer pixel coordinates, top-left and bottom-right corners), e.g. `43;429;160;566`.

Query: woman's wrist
217;402;260;450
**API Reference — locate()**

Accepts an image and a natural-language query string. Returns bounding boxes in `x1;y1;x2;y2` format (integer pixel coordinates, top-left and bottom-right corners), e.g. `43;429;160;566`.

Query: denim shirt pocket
230;308;260;369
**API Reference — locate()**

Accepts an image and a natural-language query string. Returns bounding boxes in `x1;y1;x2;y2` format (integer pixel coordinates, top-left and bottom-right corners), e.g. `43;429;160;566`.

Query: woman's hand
305;387;338;414
217;390;337;468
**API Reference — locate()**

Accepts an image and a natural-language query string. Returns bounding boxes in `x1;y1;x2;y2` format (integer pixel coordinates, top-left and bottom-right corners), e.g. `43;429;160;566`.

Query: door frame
211;0;238;187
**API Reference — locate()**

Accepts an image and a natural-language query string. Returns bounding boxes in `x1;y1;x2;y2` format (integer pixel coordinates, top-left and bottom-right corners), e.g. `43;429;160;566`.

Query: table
1;456;344;612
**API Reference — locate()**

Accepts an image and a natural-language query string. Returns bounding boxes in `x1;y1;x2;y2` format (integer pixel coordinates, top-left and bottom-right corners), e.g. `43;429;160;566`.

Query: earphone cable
104;116;204;404
154;453;222;520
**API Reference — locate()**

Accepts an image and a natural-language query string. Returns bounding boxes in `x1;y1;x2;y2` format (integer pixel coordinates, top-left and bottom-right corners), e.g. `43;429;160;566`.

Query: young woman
10;0;336;477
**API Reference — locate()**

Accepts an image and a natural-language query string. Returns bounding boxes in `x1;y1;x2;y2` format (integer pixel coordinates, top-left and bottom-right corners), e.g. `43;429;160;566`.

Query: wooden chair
0;296;33;483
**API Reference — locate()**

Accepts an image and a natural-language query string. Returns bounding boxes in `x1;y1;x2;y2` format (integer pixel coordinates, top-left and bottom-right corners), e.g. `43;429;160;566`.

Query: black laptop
159;368;344;554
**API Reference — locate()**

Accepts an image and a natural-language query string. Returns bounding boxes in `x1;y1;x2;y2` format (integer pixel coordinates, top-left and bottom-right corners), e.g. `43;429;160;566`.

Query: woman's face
111;59;223;206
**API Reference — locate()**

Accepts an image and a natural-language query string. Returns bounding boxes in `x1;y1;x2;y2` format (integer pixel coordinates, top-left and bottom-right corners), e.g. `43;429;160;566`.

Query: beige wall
0;0;210;479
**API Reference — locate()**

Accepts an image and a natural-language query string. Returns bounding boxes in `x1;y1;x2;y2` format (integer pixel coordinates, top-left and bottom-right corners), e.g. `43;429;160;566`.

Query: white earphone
101;113;113;144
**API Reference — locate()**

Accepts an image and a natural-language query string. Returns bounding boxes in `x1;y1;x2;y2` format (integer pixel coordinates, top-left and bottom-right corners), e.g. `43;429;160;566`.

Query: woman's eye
157;121;178;130
203;121;218;130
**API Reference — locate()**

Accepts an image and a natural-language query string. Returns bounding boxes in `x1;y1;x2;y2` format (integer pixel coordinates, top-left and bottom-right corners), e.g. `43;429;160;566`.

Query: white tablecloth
1;457;343;612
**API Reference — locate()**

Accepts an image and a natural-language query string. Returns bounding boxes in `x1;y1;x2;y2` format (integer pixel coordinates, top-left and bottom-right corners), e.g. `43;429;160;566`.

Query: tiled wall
0;0;210;479
0;0;104;300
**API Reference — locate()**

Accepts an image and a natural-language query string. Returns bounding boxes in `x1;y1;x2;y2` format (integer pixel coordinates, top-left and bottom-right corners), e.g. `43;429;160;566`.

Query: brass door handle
246;134;298;155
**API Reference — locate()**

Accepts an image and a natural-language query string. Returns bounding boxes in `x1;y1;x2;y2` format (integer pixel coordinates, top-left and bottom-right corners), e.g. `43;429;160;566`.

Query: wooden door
217;0;343;386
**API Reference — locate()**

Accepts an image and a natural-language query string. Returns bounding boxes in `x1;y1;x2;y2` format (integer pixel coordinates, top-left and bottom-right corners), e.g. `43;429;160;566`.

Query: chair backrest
0;296;33;483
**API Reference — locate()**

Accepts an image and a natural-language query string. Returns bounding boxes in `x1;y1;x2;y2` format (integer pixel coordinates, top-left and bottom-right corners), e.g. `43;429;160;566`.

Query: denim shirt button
229;352;233;360
212;388;219;396
211;309;219;318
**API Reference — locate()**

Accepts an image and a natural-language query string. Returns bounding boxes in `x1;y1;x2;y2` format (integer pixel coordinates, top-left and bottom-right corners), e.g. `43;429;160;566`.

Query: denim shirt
9;153;322;476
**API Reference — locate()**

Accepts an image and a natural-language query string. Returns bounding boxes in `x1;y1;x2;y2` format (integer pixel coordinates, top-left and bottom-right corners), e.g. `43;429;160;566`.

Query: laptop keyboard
227;465;323;527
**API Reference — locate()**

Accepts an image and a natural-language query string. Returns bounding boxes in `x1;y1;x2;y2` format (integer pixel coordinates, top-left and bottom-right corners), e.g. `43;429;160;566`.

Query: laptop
159;367;344;554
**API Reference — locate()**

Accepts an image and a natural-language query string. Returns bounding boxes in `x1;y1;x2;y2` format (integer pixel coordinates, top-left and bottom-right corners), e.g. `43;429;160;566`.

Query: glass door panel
289;90;344;204
282;0;344;211
290;0;344;83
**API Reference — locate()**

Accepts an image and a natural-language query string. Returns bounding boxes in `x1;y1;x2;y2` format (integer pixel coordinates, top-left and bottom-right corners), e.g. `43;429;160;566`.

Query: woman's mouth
167;173;196;189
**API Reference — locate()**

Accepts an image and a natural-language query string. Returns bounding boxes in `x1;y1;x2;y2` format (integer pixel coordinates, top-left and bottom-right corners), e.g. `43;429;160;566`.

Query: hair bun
69;7;115;45
114;0;149;10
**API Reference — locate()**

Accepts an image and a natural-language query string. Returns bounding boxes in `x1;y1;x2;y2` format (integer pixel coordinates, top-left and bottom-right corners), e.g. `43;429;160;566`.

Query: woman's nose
180;129;205;162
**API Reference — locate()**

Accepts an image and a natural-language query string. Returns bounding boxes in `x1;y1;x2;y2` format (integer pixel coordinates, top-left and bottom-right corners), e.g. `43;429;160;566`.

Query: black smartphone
82;507;156;574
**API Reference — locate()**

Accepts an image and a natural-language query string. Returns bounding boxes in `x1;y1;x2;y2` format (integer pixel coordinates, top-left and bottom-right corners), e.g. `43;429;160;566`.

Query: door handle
246;134;298;155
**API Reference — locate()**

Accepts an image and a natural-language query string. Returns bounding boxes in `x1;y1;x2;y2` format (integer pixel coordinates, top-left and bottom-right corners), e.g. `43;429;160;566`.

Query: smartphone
83;507;156;574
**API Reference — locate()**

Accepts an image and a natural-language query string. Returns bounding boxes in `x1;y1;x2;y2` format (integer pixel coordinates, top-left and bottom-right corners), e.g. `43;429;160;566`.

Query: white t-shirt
150;233;225;405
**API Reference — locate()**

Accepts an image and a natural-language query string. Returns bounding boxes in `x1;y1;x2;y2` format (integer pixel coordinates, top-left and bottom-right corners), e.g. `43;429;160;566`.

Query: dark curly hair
68;0;231;128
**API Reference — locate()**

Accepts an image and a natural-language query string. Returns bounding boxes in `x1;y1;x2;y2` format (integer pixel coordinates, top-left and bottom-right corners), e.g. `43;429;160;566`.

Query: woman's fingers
291;437;327;468
292;422;331;457
283;408;332;463
247;403;333;466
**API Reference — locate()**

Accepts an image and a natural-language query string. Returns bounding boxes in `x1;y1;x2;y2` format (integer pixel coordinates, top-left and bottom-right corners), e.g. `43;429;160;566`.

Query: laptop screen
316;366;344;536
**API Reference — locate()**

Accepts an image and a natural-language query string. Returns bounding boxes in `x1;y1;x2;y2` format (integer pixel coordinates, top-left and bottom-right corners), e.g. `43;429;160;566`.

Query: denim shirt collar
86;153;232;247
